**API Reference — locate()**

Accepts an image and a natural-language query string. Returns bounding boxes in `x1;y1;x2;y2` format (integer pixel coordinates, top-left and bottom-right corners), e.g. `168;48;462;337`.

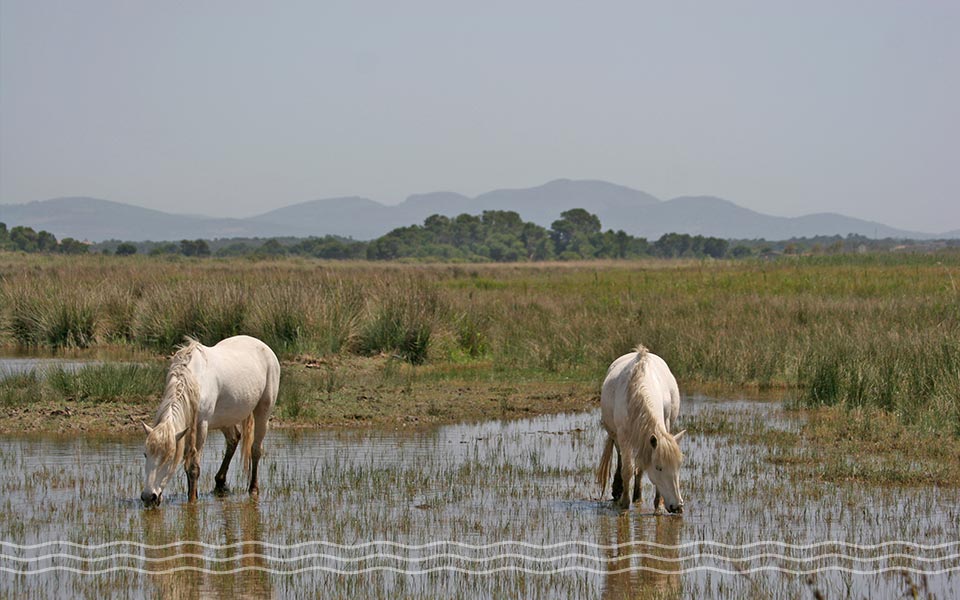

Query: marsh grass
199;283;248;343
0;362;161;406
686;400;960;487
798;406;960;486
4;283;97;348
132;285;207;351
46;362;165;402
795;334;960;435
454;312;489;358
250;285;311;355
355;279;442;364
274;366;318;421
0;371;44;406
0;361;163;428
2;253;959;436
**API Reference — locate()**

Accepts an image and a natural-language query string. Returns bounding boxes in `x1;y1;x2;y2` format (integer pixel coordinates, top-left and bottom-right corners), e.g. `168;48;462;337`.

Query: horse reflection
601;511;683;599
143;500;274;599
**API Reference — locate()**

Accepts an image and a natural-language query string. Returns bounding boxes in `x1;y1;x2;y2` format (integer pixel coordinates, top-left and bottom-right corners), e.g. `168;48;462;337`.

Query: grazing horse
596;345;685;513
140;335;280;505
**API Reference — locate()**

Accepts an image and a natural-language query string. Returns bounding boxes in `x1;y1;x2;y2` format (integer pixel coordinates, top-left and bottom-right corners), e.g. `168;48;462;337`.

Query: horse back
600;350;678;435
644;352;681;429
600;351;641;434
202;336;280;427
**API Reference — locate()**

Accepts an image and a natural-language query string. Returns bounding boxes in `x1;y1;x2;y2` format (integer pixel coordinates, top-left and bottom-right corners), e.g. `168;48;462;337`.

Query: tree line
363;209;730;261
0;222;90;254
9;210;939;261
2;210;732;261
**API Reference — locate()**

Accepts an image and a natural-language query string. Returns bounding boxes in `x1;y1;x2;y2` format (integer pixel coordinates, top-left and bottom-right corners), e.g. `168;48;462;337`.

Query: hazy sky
1;1;957;233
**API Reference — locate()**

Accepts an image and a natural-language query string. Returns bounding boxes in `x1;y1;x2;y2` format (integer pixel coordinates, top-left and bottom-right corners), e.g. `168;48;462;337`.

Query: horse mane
625;344;682;470
149;338;203;463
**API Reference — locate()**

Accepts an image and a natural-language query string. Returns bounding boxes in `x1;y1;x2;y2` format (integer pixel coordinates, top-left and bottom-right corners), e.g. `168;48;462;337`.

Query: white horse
141;335;280;505
596;345;686;513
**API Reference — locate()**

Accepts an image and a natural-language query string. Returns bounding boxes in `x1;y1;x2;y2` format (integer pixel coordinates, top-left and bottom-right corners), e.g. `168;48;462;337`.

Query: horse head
141;421;187;506
646;429;686;514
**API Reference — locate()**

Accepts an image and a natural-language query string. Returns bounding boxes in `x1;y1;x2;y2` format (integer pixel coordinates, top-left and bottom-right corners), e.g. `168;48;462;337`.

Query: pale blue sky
1;1;957;232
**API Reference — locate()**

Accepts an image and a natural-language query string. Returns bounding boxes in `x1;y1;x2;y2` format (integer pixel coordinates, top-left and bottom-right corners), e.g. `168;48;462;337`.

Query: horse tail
596;434;615;497
240;414;255;476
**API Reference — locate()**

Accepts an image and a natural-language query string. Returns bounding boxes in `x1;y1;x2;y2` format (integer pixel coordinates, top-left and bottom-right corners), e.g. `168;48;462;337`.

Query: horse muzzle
667;503;684;514
141;491;161;505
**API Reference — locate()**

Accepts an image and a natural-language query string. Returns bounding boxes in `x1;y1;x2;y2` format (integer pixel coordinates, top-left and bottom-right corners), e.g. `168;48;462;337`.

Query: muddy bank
0;379;598;435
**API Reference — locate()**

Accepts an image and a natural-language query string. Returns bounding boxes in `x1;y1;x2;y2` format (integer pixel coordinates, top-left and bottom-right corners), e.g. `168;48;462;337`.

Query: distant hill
469;179;660;225
632;196;915;240
249;196;392;241
246;179;659;241
0;197;305;242
0;180;946;242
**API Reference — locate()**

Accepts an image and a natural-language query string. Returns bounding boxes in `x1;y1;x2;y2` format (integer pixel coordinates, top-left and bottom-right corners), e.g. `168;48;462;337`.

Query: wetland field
1;254;959;597
1;399;957;599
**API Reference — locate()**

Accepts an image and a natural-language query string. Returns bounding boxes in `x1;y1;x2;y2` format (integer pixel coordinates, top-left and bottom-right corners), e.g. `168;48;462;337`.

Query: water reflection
600;510;683;600
0;398;957;598
140;498;274;599
0;357;101;376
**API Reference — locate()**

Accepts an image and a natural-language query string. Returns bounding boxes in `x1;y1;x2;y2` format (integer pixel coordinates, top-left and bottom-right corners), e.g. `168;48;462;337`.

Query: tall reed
1;253;958;434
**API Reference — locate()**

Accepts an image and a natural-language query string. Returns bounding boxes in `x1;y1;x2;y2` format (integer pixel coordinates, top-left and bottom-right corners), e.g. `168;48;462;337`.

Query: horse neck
630;387;667;435
627;383;669;469
155;365;199;431
156;393;190;431
627;350;666;432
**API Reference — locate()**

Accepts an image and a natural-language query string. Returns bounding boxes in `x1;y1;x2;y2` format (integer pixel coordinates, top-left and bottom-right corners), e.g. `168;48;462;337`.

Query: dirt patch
0;400;154;435
0;355;598;435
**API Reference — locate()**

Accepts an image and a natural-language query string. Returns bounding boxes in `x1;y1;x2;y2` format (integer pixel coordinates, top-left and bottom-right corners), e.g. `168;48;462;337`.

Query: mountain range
1;179;953;242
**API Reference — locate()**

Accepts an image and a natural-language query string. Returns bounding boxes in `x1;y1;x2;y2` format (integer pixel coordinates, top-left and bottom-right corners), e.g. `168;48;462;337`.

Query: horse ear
649;435;658;448
175;428;188;442
141;421;154;435
674;429;686;442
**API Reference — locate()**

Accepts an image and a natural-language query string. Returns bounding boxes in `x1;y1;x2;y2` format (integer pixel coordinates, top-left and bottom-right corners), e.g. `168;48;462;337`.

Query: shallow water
1;396;957;599
0;358;101;377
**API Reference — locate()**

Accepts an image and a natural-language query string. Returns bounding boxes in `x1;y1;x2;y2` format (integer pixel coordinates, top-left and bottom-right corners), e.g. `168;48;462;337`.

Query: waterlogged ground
1;397;958;599
0;358;101;376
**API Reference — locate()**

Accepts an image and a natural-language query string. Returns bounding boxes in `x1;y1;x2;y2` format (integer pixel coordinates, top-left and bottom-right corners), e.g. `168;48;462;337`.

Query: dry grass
1;253;959;438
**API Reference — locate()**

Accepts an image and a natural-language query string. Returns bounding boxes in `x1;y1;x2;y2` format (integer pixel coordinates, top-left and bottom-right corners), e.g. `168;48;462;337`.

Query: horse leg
248;408;270;496
611;445;623;502
186;421;208;502
611;445;641;503
214;424;242;494
653;489;662;514
617;446;635;510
